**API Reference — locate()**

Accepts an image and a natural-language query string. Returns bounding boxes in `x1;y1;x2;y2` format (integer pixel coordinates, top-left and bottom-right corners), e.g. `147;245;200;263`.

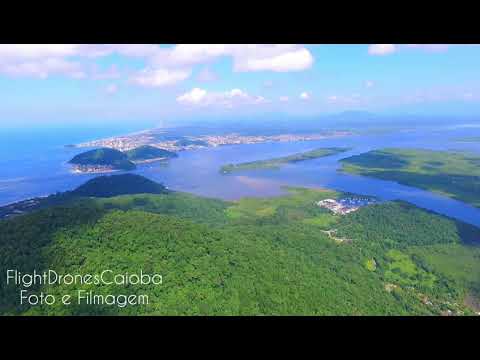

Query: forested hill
0;174;169;219
69;148;136;171
72;174;168;197
1;178;479;316
125;145;177;161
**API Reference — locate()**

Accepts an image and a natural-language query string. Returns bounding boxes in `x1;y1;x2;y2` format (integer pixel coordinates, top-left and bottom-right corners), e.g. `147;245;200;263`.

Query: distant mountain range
169;110;480;135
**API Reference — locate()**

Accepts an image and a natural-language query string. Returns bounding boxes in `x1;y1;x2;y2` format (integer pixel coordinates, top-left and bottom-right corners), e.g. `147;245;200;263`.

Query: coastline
132;157;169;165
70;165;121;175
73;129;354;153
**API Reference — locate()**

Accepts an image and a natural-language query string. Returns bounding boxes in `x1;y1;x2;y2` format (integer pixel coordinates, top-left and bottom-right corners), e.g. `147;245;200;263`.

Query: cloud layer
177;88;268;108
368;44;396;55
368;44;453;56
0;44;315;87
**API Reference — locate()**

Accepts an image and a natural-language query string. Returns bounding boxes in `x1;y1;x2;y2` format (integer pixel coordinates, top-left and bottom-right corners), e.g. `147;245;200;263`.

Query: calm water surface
1;125;480;227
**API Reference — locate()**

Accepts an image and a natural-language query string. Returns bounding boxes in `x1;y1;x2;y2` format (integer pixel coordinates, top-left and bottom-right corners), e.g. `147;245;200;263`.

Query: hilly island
1;174;479;316
69;146;177;173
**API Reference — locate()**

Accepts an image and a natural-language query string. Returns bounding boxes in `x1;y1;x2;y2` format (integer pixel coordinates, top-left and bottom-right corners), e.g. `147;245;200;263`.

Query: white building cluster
317;197;377;215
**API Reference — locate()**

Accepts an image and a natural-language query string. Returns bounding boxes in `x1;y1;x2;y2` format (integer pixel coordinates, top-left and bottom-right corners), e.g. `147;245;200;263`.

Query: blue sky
1;44;479;128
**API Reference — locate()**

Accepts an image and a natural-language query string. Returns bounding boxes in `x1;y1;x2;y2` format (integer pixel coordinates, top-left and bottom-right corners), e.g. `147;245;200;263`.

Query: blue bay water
1;124;480;228
0;125;149;204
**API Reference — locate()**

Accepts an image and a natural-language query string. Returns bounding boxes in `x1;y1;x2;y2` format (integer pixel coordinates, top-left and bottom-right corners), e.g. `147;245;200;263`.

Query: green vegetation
383;249;437;289
125;145;177;162
72;174;168;198
69;148;136;171
340;148;480;208
406;244;480;294
365;259;377;272
69;145;178;172
221;147;350;174
0;174;170;220
175;138;208;147
1;175;478;315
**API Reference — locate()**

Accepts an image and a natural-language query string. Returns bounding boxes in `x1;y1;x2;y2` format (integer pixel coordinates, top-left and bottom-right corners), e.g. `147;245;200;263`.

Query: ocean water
1;124;480;228
0;125;148;205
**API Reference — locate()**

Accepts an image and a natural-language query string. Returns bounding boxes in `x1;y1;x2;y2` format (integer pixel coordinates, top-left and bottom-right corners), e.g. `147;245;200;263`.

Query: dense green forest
221;147;350;173
1;175;478;316
72;174;169;197
69;145;178;171
0;174;169;220
69;148;136;171
340;148;480;208
175;138;208;147
125;145;177;162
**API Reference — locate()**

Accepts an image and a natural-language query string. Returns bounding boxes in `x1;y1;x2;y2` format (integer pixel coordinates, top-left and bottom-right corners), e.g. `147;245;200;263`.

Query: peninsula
73;129;353;152
125;145;178;163
220;147;350;174
340;148;480;208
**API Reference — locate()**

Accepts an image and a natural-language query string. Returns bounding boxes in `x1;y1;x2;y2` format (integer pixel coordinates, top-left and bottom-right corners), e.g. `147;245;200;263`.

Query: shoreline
72;129;354;153
3;176;480;235
69;164;122;175
70;168;120;175
132;157;169;165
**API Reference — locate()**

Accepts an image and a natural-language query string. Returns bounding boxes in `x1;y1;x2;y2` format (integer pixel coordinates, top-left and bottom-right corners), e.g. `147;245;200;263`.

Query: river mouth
131;137;480;229
1;126;480;229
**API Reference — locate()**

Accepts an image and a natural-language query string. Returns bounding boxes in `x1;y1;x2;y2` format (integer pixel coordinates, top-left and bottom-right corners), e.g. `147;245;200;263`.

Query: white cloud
368;44;396;55
279;96;289;102
0;44;105;79
197;68;218;82
105;84;118;94
0;44;164;59
0;57;86;79
233;46;314;72
104;44;163;57
177;88;208;104
0;44;169;80
0;44;79;59
405;44;450;52
177;88;268;107
150;44;314;72
166;44;227;65
368;44;457;56
300;92;311;100
365;80;374;88
130;68;191;87
0;44;314;82
131;44;314;87
91;64;121;80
